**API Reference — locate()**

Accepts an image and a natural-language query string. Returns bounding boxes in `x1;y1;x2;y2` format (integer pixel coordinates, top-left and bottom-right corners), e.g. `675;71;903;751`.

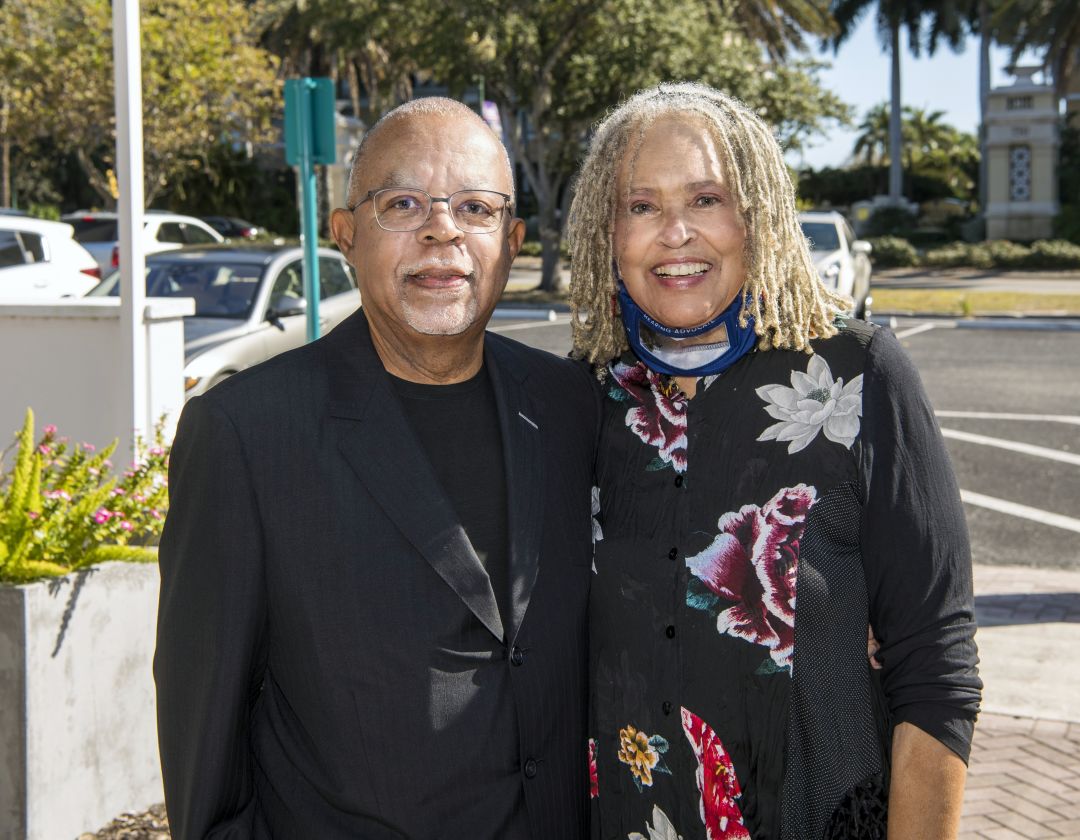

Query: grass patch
874;289;1080;315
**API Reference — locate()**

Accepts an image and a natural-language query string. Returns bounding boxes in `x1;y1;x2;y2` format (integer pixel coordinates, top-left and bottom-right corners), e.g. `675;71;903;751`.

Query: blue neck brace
617;282;757;377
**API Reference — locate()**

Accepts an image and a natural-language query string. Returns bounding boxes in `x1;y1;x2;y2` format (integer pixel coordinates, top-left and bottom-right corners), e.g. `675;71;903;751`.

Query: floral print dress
589;319;981;840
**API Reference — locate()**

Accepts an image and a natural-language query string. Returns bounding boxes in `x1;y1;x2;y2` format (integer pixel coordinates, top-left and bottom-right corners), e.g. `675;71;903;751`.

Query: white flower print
756;354;863;454
590;485;603;574
629;805;684;840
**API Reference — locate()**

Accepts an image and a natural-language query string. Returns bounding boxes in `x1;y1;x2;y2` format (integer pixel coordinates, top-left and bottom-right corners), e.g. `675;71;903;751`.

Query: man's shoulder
485;330;595;392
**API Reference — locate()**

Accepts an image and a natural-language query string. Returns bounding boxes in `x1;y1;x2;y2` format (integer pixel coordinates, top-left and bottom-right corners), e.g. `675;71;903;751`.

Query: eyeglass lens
372;189;507;233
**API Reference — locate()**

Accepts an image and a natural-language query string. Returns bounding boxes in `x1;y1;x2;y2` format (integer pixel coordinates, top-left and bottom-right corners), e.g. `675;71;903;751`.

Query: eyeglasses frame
347;187;514;234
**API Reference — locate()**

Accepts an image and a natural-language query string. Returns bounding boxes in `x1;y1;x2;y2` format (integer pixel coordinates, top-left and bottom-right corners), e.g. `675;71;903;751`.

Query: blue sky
789;13;1033;170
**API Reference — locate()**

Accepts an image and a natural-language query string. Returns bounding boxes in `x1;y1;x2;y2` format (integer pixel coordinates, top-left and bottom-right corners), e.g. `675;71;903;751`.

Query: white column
113;0;147;450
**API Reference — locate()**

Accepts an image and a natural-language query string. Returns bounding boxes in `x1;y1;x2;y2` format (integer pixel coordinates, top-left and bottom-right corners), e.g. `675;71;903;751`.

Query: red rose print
610;361;688;473
681;708;751;840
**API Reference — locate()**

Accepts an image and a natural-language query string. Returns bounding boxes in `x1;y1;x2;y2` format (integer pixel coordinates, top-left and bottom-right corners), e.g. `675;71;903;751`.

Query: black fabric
589;318;980;840
390;367;510;627
155;308;599;840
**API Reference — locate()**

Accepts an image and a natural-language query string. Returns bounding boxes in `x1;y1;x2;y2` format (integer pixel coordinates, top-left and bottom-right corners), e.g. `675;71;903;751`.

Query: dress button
668;546;679;560
510;646;525;666
523;758;538;778
674;474;684;487
665;625;676;639
662;701;673;715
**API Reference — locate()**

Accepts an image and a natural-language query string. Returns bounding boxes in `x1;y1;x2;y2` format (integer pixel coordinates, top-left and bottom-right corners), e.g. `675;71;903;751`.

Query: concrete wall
0;562;162;840
0;298;192;458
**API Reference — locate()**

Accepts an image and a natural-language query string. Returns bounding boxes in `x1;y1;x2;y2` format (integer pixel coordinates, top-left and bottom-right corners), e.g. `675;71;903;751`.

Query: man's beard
399;282;479;336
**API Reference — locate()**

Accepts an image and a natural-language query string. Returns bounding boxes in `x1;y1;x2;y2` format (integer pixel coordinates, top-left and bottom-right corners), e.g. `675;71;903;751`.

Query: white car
62;210;224;273
799;211;872;318
88;244;360;398
0;216;102;300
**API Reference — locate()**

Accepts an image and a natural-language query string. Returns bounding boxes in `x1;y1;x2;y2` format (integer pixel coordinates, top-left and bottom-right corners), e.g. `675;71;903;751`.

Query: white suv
799;211;873;318
62;210;224;272
0;216;102;300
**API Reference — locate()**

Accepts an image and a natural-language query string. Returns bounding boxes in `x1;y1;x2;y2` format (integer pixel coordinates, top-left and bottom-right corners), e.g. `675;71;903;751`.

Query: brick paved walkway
961;564;1080;839
962;713;1080;839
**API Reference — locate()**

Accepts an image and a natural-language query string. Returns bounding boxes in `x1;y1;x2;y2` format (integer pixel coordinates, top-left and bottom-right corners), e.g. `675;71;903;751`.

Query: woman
569;82;981;840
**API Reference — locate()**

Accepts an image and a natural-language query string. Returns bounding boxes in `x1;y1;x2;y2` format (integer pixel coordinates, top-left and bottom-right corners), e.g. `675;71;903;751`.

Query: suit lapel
324;311;505;642
486;337;544;645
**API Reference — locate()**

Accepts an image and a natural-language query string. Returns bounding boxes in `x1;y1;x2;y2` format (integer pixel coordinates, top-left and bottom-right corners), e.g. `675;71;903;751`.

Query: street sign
284;78;336;166
283;77;337;342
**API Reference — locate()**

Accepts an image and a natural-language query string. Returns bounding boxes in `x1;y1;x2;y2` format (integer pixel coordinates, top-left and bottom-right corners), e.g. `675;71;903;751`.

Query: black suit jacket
154;309;599;839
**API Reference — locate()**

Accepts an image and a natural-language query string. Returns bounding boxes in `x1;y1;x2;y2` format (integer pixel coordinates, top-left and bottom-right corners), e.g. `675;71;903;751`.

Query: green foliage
0;410;168;585
982;239;1031;268
865;236;919;267
1025;239;1080;269
0;0;280;207
864;206;919;238
1055;124;1080;245
923;241;993;269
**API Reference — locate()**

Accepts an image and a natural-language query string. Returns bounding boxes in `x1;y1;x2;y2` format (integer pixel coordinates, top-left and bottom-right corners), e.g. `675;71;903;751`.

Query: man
154;98;598;839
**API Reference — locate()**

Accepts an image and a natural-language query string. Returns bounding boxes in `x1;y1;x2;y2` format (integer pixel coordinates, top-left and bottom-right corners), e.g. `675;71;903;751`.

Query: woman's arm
888;721;967;839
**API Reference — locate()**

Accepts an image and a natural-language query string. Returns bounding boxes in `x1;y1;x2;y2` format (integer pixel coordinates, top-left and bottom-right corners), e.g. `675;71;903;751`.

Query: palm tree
852;103;891;164
717;0;838;59
994;0;1080;100
828;0;968;203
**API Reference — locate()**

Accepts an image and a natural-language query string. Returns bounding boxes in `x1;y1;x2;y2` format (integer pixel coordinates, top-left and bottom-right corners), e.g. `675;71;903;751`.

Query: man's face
331;115;524;341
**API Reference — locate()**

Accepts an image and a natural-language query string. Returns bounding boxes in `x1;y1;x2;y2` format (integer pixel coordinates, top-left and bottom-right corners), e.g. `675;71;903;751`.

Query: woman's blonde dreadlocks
567;81;850;369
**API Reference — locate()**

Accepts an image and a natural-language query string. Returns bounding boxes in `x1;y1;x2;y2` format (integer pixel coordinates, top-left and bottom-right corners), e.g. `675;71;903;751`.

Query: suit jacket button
662;701;673;716
510;646;525;666
524;758;538;778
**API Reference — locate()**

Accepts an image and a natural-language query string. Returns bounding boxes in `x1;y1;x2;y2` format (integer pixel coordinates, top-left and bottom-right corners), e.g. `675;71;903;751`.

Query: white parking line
960;490;1080;535
893;322;946;340
489;316;572;333
940;428;1080;467
936;410;1080;426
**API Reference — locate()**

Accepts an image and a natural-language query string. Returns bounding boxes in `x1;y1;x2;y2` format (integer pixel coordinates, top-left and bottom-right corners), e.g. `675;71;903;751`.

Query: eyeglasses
348;188;513;234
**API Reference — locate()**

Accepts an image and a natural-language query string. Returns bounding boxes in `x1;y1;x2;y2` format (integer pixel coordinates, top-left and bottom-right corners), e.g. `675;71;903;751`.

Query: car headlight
821;261;841;286
184;376;202;392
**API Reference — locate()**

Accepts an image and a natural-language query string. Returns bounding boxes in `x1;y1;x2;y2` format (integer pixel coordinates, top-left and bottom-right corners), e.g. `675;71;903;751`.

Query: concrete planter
0;562;162;840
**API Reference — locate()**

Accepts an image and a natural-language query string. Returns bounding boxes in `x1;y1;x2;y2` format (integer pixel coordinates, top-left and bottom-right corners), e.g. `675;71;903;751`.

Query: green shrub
866;236;919;268
518;241;542;257
1055;205;1080;244
984;240;1031;268
0;410;169;584
1023;239;1080;269
923;242;978;269
864;206;919;238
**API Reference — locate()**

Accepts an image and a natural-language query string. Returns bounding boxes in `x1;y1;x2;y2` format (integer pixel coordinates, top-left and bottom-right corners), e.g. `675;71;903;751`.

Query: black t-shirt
389;365;510;630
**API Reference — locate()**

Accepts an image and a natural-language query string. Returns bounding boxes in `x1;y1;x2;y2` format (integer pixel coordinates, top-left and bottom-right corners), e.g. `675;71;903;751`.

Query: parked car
0;216;102;300
798;210;873;318
202;216;261;240
87;244;360;398
61;210;224;273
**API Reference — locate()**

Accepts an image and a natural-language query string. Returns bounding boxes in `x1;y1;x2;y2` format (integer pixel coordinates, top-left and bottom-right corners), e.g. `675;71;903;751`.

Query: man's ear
329;208;356;253
506;216;526;260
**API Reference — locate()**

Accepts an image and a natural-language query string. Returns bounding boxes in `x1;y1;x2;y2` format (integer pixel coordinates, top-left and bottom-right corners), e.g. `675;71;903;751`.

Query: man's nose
419;198;464;243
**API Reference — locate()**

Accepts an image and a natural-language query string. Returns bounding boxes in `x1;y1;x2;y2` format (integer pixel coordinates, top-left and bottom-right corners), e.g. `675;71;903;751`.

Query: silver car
799;210;873;319
88;244;360;397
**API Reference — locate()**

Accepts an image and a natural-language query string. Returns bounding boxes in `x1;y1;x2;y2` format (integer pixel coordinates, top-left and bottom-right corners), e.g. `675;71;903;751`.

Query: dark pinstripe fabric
155;308;598;839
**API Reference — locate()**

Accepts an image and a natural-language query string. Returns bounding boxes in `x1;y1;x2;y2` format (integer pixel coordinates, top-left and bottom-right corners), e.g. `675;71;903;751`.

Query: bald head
345;97;514;209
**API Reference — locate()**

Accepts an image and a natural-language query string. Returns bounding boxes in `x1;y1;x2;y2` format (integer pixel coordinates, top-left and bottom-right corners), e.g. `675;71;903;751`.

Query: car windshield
68;218;120;242
90;260;265;318
800;221;841;252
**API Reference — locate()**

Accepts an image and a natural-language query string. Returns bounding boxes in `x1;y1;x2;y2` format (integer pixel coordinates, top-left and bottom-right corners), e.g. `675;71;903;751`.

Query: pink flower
103;459;113;469
681;708;750;840
119;521;135;532
93;509;112;524
588;738;599;799
685;484;816;670
111;488;125;497
149;509;162;520
82;442;96;452
148;446;165;457
88;467;100;477
43;424;57;436
610;361;688;472
37;444;51;455
27;510;40;520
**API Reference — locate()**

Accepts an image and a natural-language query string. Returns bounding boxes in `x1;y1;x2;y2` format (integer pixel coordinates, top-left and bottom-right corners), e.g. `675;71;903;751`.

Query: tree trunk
888;23;904;203
978;1;991;213
75;148;118;209
1;136;10;208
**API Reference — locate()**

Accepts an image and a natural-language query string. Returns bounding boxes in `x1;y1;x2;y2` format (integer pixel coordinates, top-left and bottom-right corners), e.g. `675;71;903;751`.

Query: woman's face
613;117;747;330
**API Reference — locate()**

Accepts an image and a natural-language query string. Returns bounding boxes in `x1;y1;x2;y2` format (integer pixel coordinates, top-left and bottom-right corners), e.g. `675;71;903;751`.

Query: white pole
113;0;147;454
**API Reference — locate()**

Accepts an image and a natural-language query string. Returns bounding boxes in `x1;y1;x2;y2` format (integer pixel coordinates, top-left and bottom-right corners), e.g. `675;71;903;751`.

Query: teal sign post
284;77;336;342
